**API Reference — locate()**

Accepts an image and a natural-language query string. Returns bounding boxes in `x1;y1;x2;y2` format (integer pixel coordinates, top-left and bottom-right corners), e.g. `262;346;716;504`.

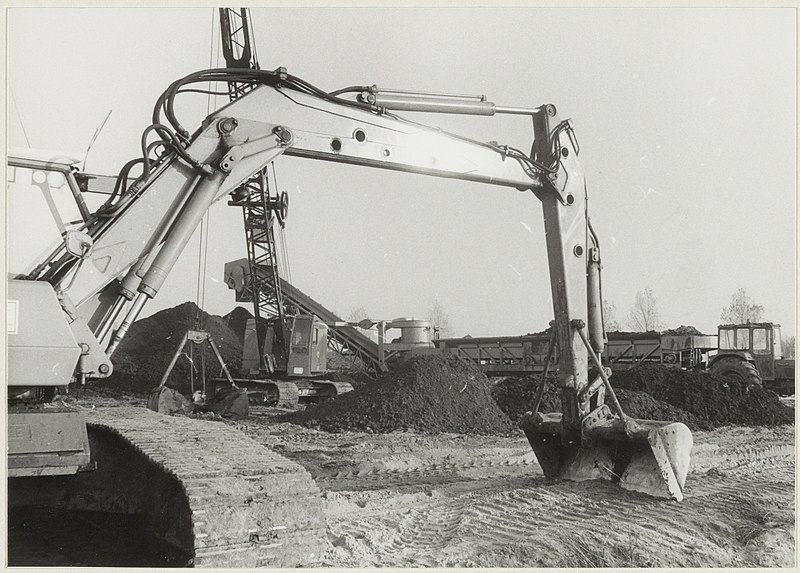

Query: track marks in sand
380;500;467;566
327;462;795;567
314;457;538;492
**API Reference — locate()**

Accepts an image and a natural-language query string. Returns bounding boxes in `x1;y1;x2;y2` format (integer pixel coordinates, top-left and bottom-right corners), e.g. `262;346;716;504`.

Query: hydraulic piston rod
359;91;542;117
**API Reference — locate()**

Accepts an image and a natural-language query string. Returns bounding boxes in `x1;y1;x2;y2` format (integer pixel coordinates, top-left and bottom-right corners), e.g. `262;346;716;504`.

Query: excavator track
296;380;355;402
221;377;353;406
11;406;327;568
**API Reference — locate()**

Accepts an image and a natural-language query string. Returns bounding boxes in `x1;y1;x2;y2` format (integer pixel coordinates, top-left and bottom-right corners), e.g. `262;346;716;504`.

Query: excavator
7;64;693;566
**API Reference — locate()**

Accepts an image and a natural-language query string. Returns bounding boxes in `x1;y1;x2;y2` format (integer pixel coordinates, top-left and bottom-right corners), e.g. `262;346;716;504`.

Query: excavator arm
13;67;691;500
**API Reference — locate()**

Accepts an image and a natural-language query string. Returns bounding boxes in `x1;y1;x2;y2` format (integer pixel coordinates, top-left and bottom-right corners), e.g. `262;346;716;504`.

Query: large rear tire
710;357;762;387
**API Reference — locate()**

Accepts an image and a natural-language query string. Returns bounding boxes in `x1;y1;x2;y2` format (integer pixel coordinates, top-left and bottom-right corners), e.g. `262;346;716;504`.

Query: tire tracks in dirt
321;437;794;567
235;415;794;567
313;457;538;492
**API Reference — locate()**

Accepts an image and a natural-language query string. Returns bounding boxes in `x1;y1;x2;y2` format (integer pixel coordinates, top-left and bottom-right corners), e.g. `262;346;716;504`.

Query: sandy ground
234;408;796;568
75;390;796;568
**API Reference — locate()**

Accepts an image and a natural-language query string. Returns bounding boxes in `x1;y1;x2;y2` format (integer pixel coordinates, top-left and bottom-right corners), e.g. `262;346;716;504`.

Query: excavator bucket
147;386;193;415
520;407;692;501
206;385;250;419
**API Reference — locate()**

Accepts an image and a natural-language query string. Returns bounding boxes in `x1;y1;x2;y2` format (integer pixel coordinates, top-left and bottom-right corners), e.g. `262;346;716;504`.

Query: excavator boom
10;64;693;567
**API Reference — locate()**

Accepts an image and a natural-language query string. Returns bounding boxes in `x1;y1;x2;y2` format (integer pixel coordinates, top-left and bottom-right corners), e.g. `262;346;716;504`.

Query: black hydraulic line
153;68;376;139
328;85;372;97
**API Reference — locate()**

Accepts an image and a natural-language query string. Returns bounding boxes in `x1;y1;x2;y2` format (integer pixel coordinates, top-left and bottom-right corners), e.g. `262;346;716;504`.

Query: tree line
604;287;794;358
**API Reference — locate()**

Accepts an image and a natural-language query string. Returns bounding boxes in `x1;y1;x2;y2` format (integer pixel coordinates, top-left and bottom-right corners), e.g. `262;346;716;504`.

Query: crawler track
9;407;327;568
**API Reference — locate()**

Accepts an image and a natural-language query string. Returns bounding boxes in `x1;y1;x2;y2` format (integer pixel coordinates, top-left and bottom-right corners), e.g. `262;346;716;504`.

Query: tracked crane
215;9;365;405
8;60;693;567
219;8;291;367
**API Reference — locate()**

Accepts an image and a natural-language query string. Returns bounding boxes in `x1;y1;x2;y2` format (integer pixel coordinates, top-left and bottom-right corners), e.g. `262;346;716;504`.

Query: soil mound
490;376;560;423
222;306;254;343
662;325;705;336
491;376;698;429
100;302;244;394
609;365;794;429
282;355;517;435
615;388;699;428
491;366;792;430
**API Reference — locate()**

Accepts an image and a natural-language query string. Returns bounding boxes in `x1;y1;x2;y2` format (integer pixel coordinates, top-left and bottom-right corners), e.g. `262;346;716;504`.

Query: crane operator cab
244;314;328;377
285;315;328;376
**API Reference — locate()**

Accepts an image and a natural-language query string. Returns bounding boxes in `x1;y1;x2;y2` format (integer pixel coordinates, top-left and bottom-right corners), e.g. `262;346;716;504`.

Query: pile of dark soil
491;364;794;431
223;306;254;343
282;354;517;435
615;388;699;428
490;376;560;423
609;365;794;429
490;376;699;429
662;325;705;336
100;302;244;394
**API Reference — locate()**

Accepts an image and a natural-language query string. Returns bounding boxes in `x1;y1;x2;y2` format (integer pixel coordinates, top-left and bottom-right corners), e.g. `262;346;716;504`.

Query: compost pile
493;365;793;431
100;302;245;394
283;354;517;435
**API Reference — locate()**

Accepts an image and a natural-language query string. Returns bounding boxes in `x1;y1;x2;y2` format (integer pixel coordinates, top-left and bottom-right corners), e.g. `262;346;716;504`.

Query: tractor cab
716;322;783;381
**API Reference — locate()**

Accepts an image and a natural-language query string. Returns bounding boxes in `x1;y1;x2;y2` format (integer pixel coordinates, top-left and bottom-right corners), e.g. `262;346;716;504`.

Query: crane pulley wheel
275;190;289;226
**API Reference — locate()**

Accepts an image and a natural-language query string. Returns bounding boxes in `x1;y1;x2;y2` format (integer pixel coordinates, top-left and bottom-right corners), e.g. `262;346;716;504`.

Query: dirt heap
491;375;699;429
283;354;517;435
492;365;793;431
490;376;561;422
609;364;794;429
222;305;255;343
662;325;705;335
100;302;244;394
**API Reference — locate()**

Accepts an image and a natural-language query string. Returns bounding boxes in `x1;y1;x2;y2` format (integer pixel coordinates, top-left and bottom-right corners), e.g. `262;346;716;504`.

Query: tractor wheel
710;357;763;387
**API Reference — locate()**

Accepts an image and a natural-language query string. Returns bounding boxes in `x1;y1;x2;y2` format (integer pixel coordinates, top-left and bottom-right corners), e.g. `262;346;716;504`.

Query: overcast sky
6;7;796;338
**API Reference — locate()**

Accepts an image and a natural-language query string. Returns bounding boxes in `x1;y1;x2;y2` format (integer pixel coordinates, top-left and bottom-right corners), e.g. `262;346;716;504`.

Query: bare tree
347;306;369;323
782;336;795;359
627;287;662;332
347;306;377;342
720;288;765;324
427;299;453;338
603;299;622;332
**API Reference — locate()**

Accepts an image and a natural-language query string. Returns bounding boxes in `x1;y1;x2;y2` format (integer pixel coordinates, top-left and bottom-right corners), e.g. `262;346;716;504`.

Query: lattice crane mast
219;8;290;372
